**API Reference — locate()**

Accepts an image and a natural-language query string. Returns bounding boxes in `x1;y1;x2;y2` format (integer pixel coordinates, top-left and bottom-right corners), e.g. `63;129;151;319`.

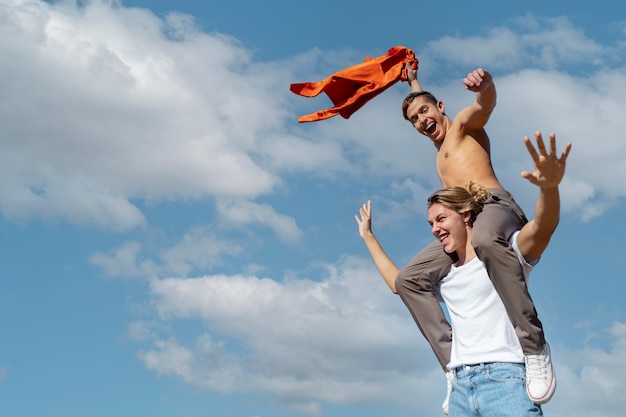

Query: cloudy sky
1;1;625;416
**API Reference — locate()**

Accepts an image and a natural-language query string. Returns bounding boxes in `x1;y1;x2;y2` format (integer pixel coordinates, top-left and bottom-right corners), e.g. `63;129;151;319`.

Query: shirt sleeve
510;230;540;268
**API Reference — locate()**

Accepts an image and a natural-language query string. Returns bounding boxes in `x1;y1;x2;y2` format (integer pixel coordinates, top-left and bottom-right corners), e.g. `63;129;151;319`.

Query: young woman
356;132;571;416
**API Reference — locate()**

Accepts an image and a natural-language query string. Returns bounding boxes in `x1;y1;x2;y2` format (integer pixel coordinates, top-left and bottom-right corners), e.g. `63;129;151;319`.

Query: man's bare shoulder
444;117;474;143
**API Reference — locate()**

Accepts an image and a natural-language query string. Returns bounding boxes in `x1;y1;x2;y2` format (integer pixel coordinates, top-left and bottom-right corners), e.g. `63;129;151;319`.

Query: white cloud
90;226;244;278
422;15;610;70
546;321;626;417
216;199;303;244
138;334;245;393
423;26;523;69
90;241;159;278
159;226;244;277
136;256;443;415
0;0;292;229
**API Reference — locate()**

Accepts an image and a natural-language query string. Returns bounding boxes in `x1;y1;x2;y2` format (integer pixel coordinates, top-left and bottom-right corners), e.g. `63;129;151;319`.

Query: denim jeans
450;362;543;417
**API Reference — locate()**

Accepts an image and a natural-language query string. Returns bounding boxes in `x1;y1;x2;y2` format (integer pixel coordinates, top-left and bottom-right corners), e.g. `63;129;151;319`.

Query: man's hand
463;68;492;92
521;132;572;188
405;62;417;83
405;62;423;92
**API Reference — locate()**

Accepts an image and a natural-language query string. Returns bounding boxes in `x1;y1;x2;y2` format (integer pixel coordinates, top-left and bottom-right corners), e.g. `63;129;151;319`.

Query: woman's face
427;203;470;254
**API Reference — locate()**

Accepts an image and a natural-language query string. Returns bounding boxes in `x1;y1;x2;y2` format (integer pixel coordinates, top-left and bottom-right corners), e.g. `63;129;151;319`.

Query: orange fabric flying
290;46;417;123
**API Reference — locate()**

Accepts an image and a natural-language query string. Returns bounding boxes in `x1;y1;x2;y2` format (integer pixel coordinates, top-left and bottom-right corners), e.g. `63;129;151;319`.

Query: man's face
406;97;446;143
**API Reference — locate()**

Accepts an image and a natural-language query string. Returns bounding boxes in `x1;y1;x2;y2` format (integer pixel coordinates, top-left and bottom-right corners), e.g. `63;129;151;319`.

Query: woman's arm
516;132;572;261
355;200;401;293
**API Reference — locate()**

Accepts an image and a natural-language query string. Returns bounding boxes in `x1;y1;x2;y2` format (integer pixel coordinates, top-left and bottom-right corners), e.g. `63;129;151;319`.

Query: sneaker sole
528;374;556;405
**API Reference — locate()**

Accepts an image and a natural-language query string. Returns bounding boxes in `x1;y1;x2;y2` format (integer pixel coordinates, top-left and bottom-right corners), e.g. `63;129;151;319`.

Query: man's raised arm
457;68;497;130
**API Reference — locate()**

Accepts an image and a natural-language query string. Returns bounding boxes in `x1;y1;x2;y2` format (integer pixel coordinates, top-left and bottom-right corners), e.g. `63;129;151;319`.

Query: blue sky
0;0;625;416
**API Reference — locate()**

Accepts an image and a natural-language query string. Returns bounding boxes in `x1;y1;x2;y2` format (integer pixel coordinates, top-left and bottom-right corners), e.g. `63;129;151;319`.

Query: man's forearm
476;83;497;114
409;78;423;93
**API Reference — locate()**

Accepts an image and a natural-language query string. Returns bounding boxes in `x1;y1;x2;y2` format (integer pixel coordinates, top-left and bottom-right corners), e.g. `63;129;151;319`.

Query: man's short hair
402;91;438;120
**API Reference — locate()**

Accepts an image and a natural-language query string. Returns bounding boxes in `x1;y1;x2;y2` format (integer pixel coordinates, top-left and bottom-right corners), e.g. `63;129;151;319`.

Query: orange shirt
291;46;417;123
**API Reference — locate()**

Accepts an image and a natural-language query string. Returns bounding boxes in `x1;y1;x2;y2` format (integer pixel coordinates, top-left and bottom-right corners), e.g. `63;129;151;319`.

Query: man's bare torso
436;124;503;190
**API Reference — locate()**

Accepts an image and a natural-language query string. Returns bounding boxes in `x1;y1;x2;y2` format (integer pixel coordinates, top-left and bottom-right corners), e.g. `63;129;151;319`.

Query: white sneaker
442;370;453;415
525;343;557;404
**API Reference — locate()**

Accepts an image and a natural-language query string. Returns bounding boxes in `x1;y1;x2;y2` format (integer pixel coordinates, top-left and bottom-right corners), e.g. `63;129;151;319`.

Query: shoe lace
526;354;548;379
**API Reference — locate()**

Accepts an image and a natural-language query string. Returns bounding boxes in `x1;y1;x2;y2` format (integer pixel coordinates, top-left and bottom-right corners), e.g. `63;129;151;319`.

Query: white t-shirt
436;231;538;370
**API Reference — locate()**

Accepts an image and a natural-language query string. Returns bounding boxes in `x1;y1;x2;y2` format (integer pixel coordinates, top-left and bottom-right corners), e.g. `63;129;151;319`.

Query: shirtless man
387;66;555;413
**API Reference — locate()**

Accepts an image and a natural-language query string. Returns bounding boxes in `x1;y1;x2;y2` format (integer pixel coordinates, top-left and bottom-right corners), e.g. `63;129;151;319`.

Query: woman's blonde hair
427;181;492;226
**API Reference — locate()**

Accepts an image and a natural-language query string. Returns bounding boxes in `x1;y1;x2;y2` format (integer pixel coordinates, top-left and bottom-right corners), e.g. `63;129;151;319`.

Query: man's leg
472;189;555;404
471;191;545;353
395;240;455;371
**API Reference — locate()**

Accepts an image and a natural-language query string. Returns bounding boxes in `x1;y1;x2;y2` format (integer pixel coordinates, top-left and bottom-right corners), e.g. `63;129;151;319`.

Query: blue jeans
450;363;543;417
